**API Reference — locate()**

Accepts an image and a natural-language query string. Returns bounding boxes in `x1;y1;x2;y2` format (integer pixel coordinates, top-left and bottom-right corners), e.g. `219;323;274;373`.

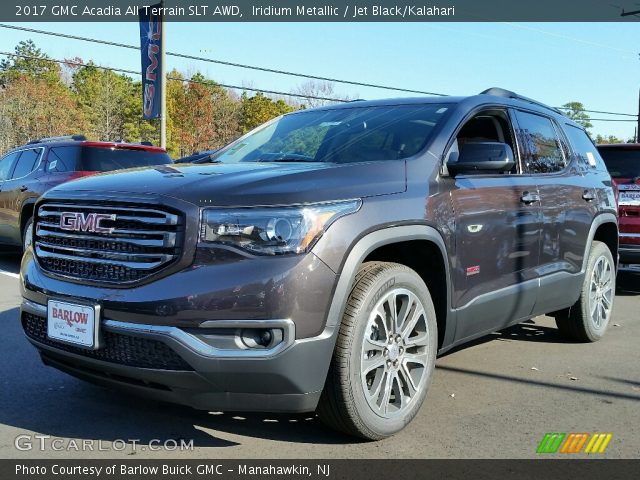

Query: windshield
213;104;451;164
597;148;640;178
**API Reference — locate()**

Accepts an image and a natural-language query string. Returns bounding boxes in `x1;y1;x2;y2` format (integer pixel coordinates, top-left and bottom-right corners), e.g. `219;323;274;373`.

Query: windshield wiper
256;154;316;163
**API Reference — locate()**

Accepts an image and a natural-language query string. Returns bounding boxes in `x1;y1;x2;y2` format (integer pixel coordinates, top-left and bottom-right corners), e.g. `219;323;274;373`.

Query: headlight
199;200;361;255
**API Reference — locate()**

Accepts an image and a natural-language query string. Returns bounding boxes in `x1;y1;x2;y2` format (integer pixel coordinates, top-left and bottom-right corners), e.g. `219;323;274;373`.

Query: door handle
520;191;540;204
582;190;596;202
19;185;28;192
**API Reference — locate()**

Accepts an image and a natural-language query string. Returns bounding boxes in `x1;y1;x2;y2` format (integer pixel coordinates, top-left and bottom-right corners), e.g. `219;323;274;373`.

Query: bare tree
292;80;350;108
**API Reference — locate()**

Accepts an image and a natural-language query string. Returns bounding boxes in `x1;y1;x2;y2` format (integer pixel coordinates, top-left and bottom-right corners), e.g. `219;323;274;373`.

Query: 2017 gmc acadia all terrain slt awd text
20;89;618;439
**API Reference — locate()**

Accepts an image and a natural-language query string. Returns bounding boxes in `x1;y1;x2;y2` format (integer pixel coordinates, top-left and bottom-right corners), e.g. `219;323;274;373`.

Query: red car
0;135;172;252
597;143;640;265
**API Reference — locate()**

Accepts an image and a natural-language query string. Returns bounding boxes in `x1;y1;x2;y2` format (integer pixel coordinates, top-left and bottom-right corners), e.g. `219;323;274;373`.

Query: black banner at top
3;459;640;480
4;0;640;22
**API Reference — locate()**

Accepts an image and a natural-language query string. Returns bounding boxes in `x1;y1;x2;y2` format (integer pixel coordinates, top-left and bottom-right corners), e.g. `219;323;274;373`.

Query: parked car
596;143;640;265
20;89;617;440
174;150;219;164
0;135;172;252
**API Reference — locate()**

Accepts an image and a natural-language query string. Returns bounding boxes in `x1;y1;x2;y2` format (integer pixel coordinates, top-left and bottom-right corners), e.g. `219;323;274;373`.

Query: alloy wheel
360;288;432;418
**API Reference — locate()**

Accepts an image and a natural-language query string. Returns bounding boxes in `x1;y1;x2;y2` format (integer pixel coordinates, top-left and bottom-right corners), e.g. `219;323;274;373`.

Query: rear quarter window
563;124;607;172
46;146;81;173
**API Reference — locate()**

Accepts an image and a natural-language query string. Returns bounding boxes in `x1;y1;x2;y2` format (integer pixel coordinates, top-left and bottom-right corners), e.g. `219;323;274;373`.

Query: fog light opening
240;328;284;349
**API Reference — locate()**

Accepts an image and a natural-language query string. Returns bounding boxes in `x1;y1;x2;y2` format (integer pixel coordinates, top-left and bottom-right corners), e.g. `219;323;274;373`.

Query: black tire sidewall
345;266;438;438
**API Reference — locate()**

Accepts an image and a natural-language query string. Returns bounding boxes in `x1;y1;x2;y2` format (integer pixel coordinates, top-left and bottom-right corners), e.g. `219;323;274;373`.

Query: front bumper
21;299;335;412
619;210;640;264
19;250;340;413
619;244;640;264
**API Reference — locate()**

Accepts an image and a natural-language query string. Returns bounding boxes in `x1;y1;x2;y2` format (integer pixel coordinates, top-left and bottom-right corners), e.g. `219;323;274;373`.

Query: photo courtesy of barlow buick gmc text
0;1;638;479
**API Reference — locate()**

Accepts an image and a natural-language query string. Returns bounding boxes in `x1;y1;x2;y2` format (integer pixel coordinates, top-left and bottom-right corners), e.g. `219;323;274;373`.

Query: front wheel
555;241;615;342
317;262;438;440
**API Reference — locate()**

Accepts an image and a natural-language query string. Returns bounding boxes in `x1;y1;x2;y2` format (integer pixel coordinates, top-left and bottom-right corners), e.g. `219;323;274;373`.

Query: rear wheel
22;217;33;253
317;262;437;440
555;241;615;342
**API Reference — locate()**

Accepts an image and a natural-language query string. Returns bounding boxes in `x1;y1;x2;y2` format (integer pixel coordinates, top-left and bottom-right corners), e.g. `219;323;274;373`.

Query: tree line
0;40;632;157
0;40;345;157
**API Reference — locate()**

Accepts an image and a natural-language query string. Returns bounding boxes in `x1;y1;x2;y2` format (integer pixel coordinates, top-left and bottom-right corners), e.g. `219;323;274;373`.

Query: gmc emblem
59;212;116;234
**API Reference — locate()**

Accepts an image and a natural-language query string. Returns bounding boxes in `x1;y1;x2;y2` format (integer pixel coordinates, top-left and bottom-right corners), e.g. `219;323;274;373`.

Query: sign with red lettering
139;3;163;119
47;300;97;348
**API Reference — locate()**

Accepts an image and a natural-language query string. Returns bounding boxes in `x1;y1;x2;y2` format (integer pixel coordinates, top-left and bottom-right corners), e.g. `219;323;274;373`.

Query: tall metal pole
160;0;167;149
637;88;640;143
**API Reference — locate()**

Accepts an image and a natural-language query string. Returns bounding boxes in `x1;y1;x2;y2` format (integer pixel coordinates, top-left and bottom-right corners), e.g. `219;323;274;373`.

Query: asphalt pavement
0;253;638;459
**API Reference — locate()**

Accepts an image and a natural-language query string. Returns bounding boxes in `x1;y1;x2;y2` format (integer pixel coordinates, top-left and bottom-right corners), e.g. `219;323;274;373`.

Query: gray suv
20;88;618;439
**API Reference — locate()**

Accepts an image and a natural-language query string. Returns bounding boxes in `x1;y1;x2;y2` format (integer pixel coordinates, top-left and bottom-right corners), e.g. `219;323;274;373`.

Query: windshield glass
213;104;451;164
597;148;640;178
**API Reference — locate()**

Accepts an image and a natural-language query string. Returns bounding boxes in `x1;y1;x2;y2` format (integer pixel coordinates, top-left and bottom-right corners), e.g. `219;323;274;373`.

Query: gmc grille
34;202;183;284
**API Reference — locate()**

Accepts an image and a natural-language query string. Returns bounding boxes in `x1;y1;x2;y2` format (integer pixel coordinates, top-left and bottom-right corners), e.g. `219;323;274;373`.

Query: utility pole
621;9;640;142
160;0;167;149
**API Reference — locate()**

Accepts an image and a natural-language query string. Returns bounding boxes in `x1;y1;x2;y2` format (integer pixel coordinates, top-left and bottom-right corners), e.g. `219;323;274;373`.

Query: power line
502;22;637;56
4;51;639;124
2;42;638;123
2;23;637;119
0;23;447;97
556;106;637;118
589;118;638;122
0;51;349;103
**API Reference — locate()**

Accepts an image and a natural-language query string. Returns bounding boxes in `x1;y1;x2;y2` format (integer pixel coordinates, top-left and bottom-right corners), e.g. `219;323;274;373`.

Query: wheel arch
20;200;37;239
322;225;454;350
583;214;618;271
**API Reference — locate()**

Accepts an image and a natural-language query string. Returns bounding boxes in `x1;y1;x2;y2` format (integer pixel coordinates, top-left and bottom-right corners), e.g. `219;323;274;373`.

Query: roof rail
27;135;87;145
479;88;562;115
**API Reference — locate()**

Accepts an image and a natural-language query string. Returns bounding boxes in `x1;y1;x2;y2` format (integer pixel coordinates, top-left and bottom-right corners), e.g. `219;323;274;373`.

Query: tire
22;217;33;253
317;261;438;440
555;241;615;342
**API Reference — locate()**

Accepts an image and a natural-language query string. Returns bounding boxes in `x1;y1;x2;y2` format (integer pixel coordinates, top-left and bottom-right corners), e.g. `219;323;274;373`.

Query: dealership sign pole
139;2;166;148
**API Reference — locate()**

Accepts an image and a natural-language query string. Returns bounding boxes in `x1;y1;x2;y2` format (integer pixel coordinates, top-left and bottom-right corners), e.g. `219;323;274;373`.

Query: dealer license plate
47;300;98;349
619;191;640;206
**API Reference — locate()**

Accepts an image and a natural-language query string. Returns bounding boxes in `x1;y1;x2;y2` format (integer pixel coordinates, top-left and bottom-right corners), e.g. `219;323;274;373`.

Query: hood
44;161;406;206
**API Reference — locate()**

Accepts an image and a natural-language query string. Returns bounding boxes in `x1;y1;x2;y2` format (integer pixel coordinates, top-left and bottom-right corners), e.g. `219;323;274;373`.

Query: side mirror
447;142;515;175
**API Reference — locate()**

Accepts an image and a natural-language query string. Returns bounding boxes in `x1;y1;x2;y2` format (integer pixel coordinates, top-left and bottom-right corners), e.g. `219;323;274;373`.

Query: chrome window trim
6;146;46;181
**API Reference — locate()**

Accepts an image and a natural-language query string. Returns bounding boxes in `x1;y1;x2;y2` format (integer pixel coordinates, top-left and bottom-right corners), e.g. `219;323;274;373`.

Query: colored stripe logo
537;433;612;454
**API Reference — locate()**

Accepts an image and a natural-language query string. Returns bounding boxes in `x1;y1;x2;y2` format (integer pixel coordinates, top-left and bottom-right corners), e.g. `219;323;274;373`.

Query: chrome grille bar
34;202;183;283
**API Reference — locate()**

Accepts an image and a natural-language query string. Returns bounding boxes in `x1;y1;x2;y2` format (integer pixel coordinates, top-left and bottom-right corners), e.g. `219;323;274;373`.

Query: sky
1;21;638;139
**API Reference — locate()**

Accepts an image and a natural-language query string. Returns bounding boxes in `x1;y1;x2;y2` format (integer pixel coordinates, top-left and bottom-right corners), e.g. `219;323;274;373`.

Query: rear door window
514;111;567;174
10;148;42;179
